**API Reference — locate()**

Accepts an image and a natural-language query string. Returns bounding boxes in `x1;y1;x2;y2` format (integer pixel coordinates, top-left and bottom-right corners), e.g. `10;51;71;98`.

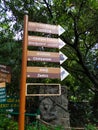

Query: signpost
19;15;69;130
28;36;65;49
27;51;67;64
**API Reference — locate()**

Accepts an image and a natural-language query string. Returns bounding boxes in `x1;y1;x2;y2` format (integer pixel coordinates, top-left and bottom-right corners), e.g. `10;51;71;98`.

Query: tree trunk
91;90;98;125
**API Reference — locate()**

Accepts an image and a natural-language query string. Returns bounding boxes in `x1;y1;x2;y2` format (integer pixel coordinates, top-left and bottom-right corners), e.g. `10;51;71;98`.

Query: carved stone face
39;98;57;121
39;87;70;128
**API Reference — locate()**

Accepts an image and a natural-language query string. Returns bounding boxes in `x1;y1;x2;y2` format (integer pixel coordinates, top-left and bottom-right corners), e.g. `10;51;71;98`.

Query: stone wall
39;86;70;129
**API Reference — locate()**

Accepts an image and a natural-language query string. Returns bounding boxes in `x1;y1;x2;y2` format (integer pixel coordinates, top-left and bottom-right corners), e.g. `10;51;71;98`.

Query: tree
51;0;98;122
1;0;98;124
0;1;22;95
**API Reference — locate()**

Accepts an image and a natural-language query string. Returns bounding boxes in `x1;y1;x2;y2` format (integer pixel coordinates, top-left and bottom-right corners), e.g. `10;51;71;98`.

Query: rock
39;86;70;129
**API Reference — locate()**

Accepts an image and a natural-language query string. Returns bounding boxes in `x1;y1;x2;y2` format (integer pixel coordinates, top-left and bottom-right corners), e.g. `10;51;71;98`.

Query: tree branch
43;0;53;19
49;97;68;112
75;47;98;87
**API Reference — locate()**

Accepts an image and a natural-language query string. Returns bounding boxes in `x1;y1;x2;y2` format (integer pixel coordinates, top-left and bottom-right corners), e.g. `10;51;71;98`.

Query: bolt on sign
0;65;11;83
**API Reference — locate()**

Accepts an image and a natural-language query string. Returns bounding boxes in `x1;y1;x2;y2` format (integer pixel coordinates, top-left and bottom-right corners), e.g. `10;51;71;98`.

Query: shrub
0;114;18;130
84;123;97;130
0;114;63;130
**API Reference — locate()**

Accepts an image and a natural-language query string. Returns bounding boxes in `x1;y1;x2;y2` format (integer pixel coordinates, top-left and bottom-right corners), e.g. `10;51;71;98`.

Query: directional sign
28;36;65;49
27;51;59;63
0;73;11;83
27;66;69;81
28;22;65;36
0;64;11;74
27;51;67;64
0;65;11;83
27;67;60;79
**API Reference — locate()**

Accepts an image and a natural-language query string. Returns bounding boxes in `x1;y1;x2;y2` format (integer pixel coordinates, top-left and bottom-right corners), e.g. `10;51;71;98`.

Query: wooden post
19;15;28;130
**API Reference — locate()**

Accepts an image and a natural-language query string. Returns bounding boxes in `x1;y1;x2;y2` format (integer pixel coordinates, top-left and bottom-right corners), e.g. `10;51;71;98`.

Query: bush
26;123;64;130
0;114;18;130
0;114;63;130
84;123;97;130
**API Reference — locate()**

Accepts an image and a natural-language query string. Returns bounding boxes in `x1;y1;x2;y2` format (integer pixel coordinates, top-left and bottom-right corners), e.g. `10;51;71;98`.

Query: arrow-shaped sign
59;52;68;64
27;51;67;64
28;22;65;36
60;67;69;81
27;66;69;81
28;36;65;49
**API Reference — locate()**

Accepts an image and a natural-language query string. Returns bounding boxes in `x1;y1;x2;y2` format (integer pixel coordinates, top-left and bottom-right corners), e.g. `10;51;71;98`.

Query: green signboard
0;96;19;113
0;85;6;103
